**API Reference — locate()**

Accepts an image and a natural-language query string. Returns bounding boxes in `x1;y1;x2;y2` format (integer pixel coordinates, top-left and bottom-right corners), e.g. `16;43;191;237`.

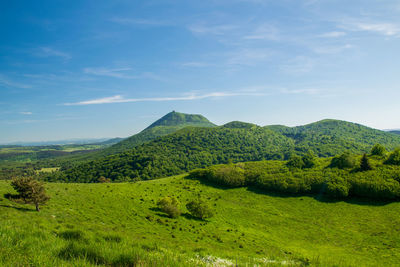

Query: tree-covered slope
101;111;216;155
266;119;400;156
45;125;294;182
390;130;400;135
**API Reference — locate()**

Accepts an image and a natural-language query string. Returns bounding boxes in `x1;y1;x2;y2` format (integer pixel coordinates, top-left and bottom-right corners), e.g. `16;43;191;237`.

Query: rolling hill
44;118;400;183
102;111;216;155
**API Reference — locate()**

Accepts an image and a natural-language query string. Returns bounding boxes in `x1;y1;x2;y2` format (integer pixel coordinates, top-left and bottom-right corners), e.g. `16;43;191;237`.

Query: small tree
186;199;214;220
370;144;386;156
330;152;356;169
8;177;50;211
385;148;400;165
302;151;317;169
360;154;373;171
286;155;305;169
98;176;111;183
157;196;181;218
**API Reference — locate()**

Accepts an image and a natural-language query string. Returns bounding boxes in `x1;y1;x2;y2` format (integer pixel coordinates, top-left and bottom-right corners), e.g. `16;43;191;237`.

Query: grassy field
0;175;399;266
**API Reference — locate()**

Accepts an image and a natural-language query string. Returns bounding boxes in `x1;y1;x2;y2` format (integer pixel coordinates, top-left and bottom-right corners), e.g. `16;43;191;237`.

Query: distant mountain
102;111;216;154
389;130;400;135
45;118;400;183
1;138;118;146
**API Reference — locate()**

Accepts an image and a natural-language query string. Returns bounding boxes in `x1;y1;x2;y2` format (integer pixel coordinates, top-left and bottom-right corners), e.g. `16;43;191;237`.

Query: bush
325;177;350;198
330;152;356;169
286;155;305;169
186;199;214;220
370;144;386;156
157;196;181;218
385;148;400;165
302;151;317;169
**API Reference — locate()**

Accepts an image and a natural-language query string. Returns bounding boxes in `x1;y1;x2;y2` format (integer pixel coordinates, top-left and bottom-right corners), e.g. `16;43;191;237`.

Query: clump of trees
6;177;50;211
370;144;386;156
186;199;214;220
286;151;317;169
385;148;400;165
157;196;181;218
188;151;400;201
330;152;356;169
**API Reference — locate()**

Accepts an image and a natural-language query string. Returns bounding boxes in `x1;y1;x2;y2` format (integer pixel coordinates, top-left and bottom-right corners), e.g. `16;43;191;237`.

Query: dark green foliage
330;152;356;169
186;199;214;220
8;177;50;211
192;164;246;187
286;155;305;169
385;148;400;165
360;154;373;171
157;196;181;218
370;144;386;156
302;151;317;168
325;177;350;198
189;156;400;200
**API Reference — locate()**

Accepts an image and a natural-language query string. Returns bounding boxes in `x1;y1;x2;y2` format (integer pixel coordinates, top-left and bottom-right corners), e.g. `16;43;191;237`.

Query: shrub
330;152;356;169
286;155;305;169
370;144;386;156
186;199;214;220
157;196;181;218
208;164;246;187
302;151;317;169
385;148;400;165
325;177;350;198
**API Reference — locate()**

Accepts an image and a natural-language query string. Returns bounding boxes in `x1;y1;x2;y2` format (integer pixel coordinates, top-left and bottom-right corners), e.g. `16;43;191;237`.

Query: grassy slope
1;176;399;266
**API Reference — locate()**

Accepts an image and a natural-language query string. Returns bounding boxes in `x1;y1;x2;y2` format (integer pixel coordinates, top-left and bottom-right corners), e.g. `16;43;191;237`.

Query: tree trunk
35;203;40;212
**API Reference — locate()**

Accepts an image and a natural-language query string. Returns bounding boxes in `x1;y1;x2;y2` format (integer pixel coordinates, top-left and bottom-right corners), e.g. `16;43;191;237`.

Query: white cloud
180;62;211;67
226;48;273;66
188;24;237;35
64;91;265;106
318;31;346;38
20;112;32;115
243;24;279;40
280;88;320;95
280;56;315;74
340;21;400;36
313;44;353;54
0;74;31;88
110;17;170;26
37;47;71;60
83;67;135;78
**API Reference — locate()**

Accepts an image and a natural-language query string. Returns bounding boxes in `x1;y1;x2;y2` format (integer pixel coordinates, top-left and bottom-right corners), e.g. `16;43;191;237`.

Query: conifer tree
360;154;372;171
9;177;50;211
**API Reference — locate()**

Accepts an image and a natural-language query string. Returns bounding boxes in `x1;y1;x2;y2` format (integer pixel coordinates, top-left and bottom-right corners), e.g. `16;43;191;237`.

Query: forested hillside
44;119;400;183
266;119;400;156
44;125;294;182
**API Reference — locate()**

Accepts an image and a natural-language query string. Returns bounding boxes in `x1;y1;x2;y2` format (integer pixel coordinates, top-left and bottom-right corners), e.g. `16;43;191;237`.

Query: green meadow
1;175;399;266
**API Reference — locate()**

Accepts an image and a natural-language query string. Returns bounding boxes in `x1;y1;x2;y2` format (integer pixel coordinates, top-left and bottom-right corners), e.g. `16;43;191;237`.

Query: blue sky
1;0;400;143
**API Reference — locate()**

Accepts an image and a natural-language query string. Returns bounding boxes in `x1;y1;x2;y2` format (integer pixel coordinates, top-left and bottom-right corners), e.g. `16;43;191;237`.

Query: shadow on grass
0;204;35;212
246;186;392;206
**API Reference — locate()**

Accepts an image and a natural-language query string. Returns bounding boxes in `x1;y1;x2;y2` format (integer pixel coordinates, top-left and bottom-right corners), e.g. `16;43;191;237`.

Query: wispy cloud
280;88;321;95
0;74;31;88
340;21;400;36
83;67;135;78
64;91;265;106
110;17;171;26
180;62;211;67
280;56;315;74
188;23;237;35
243;24;279;40
20;111;32;115
36;47;71;60
318;31;346;38
313;44;353;54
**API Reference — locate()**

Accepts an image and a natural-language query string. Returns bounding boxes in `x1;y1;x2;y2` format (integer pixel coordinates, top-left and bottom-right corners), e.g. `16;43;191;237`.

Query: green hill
390;130;400;135
44;119;400;183
100;111;216;155
266;119;400;156
46;125;294;182
1;176;399;266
